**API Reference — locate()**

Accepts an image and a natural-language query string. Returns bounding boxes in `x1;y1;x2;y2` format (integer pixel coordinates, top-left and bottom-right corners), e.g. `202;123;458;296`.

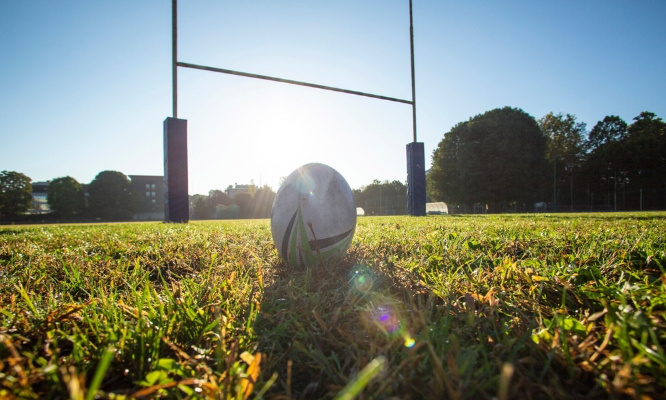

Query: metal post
614;171;617;211
409;0;417;143
169;1;423;215
570;171;573;212
553;158;557;212
406;0;425;216
172;0;178;118
177;62;411;104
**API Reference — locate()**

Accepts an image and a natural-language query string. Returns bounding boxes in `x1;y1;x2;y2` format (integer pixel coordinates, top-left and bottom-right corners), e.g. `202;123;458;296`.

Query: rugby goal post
164;0;426;222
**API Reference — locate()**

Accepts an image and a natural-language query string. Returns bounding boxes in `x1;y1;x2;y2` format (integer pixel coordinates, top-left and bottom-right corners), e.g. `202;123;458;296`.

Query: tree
249;185;276;218
585;115;628;152
624;112;666;209
192;190;242;219
209;190;233;219
234;192;253;218
209;190;232;208
538;112;587;211
353;180;406;215
539;112;587;164
87;171;135;220
581;116;628;210
428;107;547;211
0;171;33;219
579;112;665;211
47;176;85;217
192;195;212;219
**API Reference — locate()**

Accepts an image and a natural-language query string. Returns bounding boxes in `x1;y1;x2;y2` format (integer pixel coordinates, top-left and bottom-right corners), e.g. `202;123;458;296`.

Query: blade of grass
333;356;386;400
16;283;36;314
85;346;115;400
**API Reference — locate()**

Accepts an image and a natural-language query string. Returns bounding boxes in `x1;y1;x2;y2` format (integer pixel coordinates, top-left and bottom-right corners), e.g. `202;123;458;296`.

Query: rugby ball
271;163;356;267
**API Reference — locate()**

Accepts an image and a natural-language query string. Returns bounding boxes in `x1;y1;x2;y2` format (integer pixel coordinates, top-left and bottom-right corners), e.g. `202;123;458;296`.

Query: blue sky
1;1;664;195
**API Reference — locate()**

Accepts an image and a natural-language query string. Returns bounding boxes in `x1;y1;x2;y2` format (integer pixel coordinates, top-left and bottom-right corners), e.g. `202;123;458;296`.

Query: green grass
1;213;665;399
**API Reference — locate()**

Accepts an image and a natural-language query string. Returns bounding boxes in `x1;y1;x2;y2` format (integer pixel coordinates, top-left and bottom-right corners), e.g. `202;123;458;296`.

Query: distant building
25;175;166;220
29;181;51;214
225;183;257;199
129;175;164;221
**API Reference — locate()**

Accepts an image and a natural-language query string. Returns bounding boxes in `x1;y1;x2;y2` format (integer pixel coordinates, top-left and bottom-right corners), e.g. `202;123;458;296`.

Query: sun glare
247;88;340;184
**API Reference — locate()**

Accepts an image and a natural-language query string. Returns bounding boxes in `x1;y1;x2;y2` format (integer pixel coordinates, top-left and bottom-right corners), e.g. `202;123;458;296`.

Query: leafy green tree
249;185;276;218
234;192;253;219
210;190;236;219
192;190;242;219
624;112;666;209
585;115;628;152
209;190;232;208
353;180;406;215
538;112;587;210
581;116;628;210
539;112;587;164
192;195;212;219
87;171;135;221
428;107;547;211
0;171;33;219
47;176;85;217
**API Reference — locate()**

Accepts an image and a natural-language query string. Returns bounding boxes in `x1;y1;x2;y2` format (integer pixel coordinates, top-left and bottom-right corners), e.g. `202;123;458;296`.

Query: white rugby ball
271;163;356;267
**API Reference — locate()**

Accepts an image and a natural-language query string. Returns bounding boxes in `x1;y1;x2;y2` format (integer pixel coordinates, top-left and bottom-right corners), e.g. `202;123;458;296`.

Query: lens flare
373;304;400;333
403;334;416;348
352;267;417;348
362;297;416;348
293;169;316;196
349;266;375;294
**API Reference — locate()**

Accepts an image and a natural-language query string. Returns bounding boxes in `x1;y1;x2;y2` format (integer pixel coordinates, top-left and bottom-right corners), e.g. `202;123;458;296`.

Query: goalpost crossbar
177;61;413;106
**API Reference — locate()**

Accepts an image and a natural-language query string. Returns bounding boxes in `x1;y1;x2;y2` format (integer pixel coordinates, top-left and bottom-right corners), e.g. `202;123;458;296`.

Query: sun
189;79;355;192
246;87;338;182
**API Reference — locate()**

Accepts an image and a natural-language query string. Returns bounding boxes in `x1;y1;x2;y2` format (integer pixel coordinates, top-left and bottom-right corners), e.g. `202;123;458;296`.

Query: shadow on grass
252;251;620;399
254;257;428;398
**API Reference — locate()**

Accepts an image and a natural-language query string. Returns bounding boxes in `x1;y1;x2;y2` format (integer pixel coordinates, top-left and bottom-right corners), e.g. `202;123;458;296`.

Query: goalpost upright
164;0;426;222
406;0;427;216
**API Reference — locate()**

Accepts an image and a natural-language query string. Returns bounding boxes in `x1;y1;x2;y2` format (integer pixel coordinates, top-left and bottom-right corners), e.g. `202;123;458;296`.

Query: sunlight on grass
1;213;665;398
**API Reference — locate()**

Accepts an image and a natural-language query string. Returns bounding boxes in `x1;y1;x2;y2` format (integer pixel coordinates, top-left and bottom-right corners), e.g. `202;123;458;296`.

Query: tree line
191;186;276;220
191;181;413;219
352;180;407;215
427;108;666;213
0;170;142;222
192;180;408;219
0;169;284;222
5;107;661;221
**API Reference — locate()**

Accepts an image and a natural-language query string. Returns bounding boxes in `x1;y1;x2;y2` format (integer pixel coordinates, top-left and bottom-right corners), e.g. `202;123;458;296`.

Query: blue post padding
406;142;426;216
164;117;189;223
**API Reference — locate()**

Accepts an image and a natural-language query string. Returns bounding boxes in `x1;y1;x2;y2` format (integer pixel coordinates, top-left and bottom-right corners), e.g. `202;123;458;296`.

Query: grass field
1;213;665;399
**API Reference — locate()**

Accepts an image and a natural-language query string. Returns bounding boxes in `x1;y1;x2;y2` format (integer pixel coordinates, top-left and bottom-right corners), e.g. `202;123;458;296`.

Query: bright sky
1;1;665;195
